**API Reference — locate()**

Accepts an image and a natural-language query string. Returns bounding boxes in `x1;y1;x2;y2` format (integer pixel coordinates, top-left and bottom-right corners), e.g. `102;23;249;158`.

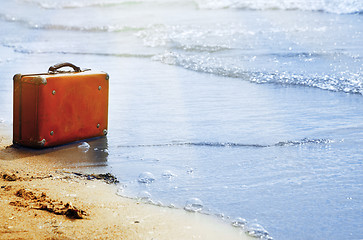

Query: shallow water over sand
0;1;362;239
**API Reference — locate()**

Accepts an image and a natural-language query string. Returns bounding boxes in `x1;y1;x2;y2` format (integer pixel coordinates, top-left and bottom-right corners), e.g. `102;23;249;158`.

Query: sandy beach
0;129;251;240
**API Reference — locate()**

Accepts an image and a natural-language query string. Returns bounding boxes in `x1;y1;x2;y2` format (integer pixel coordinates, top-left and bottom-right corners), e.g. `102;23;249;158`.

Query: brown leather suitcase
13;62;109;148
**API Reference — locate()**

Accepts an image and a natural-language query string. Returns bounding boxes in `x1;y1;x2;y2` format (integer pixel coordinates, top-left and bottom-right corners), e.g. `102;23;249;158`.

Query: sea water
0;0;362;239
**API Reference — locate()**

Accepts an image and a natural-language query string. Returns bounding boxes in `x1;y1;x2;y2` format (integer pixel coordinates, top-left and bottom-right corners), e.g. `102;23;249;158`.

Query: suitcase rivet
98;86;102;90
97;124;100;128
103;129;108;135
105;74;109;80
50;131;54;136
39;139;46;146
52;90;56;95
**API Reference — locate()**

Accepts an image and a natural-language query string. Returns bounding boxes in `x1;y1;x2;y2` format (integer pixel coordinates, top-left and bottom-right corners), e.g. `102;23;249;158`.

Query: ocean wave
135;23;334;55
49;51;154;58
37;24;144;33
116;138;336;148
152;51;363;95
18;0;363;14
194;0;363;14
1;42;153;58
20;0;143;9
0;13;144;32
19;0;191;9
136;24;255;52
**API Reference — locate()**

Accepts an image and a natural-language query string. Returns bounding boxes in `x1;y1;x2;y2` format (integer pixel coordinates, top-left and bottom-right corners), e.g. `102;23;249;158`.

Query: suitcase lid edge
13;71;109;85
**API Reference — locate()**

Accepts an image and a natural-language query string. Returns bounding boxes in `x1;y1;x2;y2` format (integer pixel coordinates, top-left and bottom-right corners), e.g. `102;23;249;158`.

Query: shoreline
0;127;251;240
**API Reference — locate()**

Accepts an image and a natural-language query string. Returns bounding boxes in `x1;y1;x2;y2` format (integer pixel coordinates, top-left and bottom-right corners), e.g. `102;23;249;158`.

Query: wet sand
0;128;251;240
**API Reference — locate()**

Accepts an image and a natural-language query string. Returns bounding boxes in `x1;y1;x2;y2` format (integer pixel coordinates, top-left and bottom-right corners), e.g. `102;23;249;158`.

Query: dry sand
0;127;252;240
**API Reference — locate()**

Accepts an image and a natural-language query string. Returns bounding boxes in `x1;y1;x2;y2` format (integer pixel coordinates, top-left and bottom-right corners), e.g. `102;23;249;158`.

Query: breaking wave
17;0;363;14
152;52;363;95
194;0;363;15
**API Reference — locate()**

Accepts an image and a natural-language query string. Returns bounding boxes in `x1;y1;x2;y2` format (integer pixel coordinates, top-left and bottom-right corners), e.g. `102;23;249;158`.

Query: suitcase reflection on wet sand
13;63;109;148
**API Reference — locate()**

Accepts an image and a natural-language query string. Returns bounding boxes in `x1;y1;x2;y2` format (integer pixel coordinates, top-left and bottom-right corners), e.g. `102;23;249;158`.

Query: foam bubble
162;170;177;179
232;217;247;228
78;142;90;152
137;191;152;201
246;223;272;239
138;172;155;183
184;198;204;212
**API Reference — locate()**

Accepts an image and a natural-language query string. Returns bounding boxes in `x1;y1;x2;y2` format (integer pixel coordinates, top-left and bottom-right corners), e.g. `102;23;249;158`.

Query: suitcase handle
48;62;81;73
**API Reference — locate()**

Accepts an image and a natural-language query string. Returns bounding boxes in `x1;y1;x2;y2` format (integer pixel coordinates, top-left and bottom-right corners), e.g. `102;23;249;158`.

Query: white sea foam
136;24;248;51
0;13;144;32
246;223;273;239
18;0;363;14
115;138;337;148
20;0;137;9
152;51;363;94
20;0;191;9
231;217;247;228
194;0;363;14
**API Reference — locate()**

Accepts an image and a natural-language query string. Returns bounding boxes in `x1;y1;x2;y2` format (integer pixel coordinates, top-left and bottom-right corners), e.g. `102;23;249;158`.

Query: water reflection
0;137;109;171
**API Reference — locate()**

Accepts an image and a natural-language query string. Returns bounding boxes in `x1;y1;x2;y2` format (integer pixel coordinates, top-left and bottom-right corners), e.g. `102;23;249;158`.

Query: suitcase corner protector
13;73;22;82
